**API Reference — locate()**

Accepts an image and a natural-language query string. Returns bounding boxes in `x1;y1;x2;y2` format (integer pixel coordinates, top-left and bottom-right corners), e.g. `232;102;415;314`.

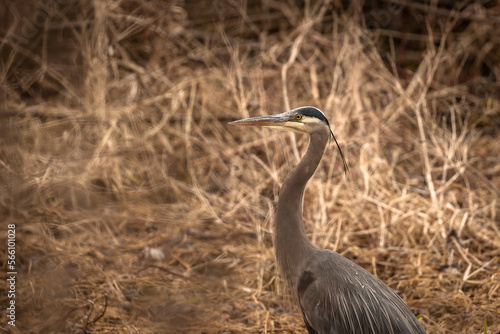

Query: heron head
228;106;330;134
229;106;349;174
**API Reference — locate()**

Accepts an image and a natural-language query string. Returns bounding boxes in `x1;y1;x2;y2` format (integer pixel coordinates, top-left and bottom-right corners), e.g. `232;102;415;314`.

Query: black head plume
293;107;349;175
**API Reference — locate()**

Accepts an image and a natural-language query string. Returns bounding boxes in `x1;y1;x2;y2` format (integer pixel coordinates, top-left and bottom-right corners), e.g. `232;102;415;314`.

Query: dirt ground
1;1;500;333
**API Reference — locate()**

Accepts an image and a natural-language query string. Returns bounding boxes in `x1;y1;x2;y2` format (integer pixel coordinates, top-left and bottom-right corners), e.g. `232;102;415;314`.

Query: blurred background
1;0;499;333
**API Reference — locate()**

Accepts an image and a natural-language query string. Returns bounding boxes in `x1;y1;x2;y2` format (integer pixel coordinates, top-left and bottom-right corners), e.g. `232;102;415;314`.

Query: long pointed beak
228;113;289;127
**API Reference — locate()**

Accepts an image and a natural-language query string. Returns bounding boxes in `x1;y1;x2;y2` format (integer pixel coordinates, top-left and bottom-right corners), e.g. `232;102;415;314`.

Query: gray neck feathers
274;126;330;286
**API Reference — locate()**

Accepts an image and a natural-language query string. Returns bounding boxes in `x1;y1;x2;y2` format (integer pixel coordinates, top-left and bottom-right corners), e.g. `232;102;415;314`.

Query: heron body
230;107;425;334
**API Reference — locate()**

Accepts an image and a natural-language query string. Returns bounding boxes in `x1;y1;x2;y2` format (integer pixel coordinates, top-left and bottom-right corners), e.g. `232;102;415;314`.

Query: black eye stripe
295;107;330;126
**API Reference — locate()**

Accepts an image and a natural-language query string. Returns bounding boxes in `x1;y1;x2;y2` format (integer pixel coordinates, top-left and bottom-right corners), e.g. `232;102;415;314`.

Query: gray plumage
230;106;425;334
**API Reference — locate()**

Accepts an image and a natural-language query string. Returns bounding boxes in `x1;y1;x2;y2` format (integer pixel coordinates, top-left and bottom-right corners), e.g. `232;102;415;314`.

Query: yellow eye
296;114;302;120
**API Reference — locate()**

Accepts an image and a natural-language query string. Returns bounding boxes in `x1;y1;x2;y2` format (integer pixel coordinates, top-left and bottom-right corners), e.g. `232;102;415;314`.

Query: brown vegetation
1;1;499;333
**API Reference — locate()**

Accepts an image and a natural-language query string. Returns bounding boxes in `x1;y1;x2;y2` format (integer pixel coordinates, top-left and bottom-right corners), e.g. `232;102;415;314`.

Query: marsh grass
1;1;499;333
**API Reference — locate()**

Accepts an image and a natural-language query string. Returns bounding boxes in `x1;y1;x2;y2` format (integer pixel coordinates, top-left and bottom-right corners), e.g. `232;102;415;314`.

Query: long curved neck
274;126;330;286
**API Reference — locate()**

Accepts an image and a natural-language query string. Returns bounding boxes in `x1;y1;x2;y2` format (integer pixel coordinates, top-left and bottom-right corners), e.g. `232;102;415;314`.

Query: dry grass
1;1;500;333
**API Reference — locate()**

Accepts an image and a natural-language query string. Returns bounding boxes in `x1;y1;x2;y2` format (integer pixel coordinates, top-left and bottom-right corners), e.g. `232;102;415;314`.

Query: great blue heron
229;106;425;334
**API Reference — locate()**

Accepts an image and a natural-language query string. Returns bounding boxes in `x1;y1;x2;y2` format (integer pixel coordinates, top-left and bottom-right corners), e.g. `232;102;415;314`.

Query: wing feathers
296;250;425;334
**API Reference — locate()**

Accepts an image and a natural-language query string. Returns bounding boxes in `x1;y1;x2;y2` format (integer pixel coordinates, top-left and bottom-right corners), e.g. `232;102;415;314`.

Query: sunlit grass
1;1;499;333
